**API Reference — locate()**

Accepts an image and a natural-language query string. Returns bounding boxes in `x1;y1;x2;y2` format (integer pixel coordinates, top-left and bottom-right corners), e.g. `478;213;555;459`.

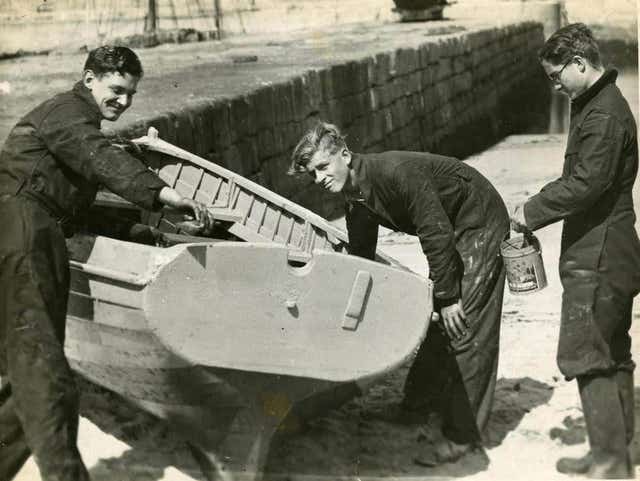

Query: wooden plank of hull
67;293;149;331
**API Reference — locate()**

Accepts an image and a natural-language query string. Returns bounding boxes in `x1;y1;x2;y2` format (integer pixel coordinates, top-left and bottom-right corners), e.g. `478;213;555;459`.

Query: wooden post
214;0;223;39
145;0;157;34
545;1;569;133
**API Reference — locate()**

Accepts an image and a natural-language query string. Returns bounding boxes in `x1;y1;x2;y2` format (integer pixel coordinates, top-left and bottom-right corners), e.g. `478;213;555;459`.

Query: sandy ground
12;131;640;481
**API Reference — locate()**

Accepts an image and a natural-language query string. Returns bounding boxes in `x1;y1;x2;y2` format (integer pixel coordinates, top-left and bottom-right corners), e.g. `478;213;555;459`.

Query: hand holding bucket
504;205;548;294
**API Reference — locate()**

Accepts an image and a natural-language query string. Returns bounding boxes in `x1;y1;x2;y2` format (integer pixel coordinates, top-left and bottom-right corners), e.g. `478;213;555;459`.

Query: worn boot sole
556;452;592;474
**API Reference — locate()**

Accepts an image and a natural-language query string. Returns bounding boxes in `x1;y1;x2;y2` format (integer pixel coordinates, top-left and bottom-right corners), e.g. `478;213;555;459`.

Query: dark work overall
0;193;88;481
346;151;509;445
524;70;639;473
0;81;166;481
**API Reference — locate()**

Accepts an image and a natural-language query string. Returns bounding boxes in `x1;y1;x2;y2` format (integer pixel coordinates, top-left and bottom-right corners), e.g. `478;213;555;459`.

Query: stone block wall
116;22;550;219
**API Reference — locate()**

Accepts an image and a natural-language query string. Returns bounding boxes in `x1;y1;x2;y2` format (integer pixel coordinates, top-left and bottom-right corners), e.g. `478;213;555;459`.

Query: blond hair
288;122;347;175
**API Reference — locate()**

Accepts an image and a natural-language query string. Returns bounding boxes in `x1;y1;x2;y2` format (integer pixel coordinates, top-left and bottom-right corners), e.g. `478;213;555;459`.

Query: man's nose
117;94;130;107
314;172;325;184
553;82;563;92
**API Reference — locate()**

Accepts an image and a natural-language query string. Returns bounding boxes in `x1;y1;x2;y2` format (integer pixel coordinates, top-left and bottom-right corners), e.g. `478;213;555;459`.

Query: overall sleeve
524;111;626;230
394;167;460;303
39;103;168;211
345;201;379;260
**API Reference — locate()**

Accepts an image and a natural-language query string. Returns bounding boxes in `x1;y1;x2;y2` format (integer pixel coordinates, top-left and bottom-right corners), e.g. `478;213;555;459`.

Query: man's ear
82;70;96;89
343;148;352;166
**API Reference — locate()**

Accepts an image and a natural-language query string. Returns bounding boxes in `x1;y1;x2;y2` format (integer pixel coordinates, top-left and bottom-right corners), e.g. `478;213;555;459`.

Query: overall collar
72;81;102;120
572;68;618;111
345;153;370;202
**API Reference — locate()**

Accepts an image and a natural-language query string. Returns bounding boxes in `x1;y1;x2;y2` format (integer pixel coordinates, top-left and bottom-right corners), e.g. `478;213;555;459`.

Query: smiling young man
510;24;639;478
290;122;509;465
0;46;214;480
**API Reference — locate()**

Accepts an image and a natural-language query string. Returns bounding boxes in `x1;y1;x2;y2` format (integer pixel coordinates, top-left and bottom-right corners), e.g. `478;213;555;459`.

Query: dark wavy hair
538;23;602;68
83;46;144;78
288;122;348;175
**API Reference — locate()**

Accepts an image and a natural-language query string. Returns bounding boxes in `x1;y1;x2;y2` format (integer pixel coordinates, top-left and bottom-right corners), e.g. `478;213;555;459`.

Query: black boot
615;370;634;446
556;374;632;479
556;451;593;474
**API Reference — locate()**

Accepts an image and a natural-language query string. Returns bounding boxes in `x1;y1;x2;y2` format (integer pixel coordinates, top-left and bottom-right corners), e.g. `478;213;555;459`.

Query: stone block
421;68;436;88
253;85;275;131
422;88;438;113
302;70;322;112
390;97;410;129
382;107;394;134
345;117;368;151
174;109;196;152
418;43;435;69
372;52;392;85
363;56;376;87
435;81;453;103
393;47;418;76
290;76;307;121
273;125;287;155
356;58;372;92
331;61;361;98
437;58;453;81
326;98;346;127
378;83;394;108
390;76;411;100
208;100;231;151
408;71;422;94
408;92;424;119
273;82;294;125
188;104;211;156
319;67;335;101
222;144;243;175
257;128;277;158
285;122;303;151
453;56;466;75
237;137;260;174
367;111;386;144
230;95;257;142
368;88;380;111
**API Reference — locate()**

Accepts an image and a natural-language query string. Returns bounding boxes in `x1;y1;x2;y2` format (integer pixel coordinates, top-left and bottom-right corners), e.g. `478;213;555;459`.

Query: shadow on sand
77;377;206;481
77;372;555;480
266;376;553;479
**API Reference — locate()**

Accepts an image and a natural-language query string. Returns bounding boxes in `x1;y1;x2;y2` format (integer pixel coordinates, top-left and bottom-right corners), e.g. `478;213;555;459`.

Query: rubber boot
615;371;634;446
556;374;632;479
556;451;593;474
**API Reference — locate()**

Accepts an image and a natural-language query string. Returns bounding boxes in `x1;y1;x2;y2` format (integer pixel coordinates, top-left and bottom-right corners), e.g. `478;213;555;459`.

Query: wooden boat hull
65;235;432;478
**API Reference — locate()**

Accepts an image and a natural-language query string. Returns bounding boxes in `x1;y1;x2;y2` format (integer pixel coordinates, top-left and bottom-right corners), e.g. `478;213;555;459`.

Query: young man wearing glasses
511;23;639;478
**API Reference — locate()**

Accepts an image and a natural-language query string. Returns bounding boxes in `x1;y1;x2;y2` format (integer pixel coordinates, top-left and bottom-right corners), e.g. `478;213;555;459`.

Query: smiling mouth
107;103;123;113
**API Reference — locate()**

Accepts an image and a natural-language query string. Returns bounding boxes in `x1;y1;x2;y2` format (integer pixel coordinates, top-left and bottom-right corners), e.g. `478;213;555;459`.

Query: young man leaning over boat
289;122;510;466
510;23;639;478
0;46;214;480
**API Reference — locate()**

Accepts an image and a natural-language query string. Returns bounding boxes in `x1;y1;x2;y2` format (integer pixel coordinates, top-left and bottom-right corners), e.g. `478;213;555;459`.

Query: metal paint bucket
501;233;548;294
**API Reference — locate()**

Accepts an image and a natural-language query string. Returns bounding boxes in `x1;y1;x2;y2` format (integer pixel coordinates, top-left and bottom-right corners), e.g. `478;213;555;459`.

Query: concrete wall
114;22;549;218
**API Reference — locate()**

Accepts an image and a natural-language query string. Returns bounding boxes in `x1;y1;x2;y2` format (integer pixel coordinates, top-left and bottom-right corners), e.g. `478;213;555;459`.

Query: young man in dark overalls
511;23;639;478
290;122;509;465
0;46;213;480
